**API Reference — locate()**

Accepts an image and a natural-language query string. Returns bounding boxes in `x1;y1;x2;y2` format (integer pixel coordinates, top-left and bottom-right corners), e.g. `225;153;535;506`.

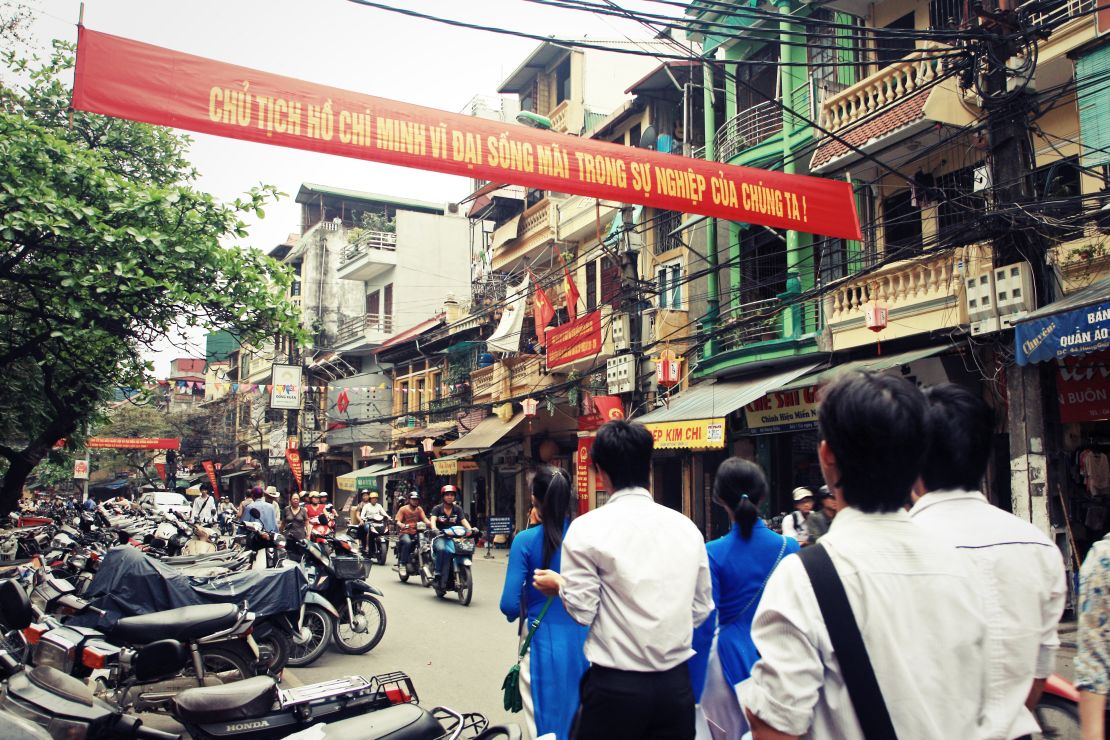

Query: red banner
1057;349;1110;423
592;396;626;422
576;437;593;516
286;449;303;491
546;311;603;370
71;28;861;240
86;437;181;450
154;463;166;483
201;460;220;497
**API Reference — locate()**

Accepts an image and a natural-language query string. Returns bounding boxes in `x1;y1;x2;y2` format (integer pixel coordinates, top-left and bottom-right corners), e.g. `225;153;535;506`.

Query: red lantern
656;349;681;387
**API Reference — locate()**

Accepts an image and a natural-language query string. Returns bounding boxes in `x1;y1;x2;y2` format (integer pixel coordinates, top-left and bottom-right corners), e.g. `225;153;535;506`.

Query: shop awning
398;421;457;442
375;463;430;478
443;413;527;451
335;462;392;492
638;364;819;425
1014;277;1110;365
780;345;950;391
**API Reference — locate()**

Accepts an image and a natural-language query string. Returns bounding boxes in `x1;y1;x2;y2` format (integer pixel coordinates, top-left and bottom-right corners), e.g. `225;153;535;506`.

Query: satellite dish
515;111;554;130
638;125;658;151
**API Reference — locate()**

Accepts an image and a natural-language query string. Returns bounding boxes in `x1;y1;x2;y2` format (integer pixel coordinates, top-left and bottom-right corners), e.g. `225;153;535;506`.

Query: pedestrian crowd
497;371;1094;740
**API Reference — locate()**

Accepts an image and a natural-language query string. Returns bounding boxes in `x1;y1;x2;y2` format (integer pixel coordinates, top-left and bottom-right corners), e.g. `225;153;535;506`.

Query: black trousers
570;663;695;740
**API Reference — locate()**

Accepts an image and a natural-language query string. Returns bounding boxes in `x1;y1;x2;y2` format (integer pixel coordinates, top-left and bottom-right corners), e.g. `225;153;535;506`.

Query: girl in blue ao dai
499;467;589;740
690;458;798;739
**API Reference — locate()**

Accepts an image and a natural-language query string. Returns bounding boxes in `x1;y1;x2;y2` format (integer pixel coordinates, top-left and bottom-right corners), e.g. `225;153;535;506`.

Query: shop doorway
653;458;683;513
494;470;517;527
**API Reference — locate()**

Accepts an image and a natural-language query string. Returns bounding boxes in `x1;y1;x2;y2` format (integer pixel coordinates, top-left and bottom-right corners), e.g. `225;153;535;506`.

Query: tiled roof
373;314;447;353
810;91;930;171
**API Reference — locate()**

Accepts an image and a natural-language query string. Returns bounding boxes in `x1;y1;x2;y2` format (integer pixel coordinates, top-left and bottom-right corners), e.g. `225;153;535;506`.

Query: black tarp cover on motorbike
68;546;307;629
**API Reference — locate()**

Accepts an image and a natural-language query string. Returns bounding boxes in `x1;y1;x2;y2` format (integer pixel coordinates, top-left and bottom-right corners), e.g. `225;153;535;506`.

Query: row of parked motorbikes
0;502;516;739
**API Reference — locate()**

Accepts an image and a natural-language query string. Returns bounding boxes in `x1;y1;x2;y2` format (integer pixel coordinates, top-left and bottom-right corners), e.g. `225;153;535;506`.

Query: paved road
145;549;524;737
288;549;522;728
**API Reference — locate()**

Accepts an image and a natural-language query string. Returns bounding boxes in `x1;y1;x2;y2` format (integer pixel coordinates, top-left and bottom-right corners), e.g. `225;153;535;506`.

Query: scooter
363;514;390;566
0;578;182;740
430;526;477;606
396;525;433;586
288;536;386;659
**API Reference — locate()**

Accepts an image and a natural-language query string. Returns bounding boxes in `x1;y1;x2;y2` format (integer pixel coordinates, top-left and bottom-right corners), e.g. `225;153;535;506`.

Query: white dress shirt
558;487;713;672
359;502;389;521
190;495;216;524
910;489;1067;739
739;506;989;739
781;510;807;543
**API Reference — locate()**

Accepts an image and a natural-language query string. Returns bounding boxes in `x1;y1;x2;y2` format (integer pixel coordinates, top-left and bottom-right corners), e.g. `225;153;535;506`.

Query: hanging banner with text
201;460;220;498
72;28;861;240
286;448;303;491
1057;349;1110;424
576;437;594;515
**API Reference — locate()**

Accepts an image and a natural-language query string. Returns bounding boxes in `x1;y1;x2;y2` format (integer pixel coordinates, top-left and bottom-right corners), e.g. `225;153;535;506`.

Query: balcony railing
714;100;783;163
1028;0;1094;29
339;230;397;266
819;52;943;131
520;199;552;241
336;313;394;345
550;100;570;133
718;298;821;354
823;249;961;327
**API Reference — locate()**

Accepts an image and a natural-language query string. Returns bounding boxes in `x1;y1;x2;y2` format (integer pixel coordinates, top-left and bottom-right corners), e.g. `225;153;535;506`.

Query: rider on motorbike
395;492;429;571
356;490;390;553
429;486;472;588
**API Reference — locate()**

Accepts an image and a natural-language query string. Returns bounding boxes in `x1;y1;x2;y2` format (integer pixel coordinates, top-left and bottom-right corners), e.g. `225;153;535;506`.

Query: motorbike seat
170;675;277;724
302;703;442;739
110;603;238;644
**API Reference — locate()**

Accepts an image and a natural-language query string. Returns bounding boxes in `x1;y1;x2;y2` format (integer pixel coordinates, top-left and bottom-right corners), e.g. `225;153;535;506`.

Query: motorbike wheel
419;563;431;588
286;605;333;667
195;646;253;683
456;565;473;606
332;596;387;655
375;541;387;566
398;563;409;583
252;623;291;675
1034;694;1079;740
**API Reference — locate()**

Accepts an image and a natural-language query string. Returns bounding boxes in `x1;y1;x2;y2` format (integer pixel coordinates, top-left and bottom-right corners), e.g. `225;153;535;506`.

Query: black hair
817;371;927;513
712;458;768;539
532;466;575;568
921;383;994;492
590;421;653;492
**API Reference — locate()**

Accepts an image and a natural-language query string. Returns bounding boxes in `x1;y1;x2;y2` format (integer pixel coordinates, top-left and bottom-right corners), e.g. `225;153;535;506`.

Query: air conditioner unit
993;261;1036;328
606;355;636;395
965;269;1000;336
611;314;631;352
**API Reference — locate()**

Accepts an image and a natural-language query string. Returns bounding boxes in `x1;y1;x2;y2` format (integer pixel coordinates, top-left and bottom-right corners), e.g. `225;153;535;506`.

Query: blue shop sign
1016;299;1110;365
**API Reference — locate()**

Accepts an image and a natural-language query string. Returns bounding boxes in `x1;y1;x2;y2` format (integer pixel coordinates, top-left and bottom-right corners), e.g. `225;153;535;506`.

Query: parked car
138;490;191;518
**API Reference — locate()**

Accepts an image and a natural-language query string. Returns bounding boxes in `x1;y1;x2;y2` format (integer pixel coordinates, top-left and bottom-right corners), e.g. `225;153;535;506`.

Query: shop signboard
270;364;302;410
1057;349;1110;423
488;516;513;535
644;418;726;450
1015;300;1110;365
576;437;594;515
546;311;603;370
72;460;89;480
355;477;378;491
743;386;819;434
72;29;862;240
432;459;479;475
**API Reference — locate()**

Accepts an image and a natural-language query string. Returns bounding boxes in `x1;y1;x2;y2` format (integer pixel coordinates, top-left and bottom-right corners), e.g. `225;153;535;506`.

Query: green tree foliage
0;44;305;513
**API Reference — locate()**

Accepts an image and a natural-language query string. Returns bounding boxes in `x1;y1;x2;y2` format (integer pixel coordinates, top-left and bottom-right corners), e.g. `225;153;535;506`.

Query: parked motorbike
0;577;182;739
430;526;477;606
287;705;522;740
395;524;432;586
287;536;386;660
1033;672;1086;738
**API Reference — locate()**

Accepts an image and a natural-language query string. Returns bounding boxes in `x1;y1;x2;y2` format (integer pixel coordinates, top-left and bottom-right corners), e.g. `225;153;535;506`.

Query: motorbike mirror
247;507;260;518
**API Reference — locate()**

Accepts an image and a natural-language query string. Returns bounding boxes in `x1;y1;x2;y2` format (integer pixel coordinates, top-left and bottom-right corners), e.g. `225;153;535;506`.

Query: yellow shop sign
644;418;726;450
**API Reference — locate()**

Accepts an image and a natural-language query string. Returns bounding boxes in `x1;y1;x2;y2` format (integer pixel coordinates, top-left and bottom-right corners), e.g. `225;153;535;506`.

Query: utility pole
619;204;644;414
979;6;1053;534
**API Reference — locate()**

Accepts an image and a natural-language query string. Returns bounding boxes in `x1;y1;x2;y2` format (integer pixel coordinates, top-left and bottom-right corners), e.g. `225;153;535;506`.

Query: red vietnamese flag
592;395;626;422
530;271;556;348
154;463;167;482
559;251;581;321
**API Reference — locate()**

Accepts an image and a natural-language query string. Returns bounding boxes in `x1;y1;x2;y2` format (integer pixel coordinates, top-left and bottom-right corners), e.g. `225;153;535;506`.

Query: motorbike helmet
440;485;458;497
368;491;379;499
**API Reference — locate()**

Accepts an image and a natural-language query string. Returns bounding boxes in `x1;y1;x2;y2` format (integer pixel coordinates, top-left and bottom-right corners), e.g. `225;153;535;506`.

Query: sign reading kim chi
71;28;861;241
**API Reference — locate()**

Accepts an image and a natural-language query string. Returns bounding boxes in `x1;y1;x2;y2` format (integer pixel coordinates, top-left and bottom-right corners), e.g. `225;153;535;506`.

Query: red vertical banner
154;463;167;483
576;437;594;516
201;460;219;498
286;449;303;491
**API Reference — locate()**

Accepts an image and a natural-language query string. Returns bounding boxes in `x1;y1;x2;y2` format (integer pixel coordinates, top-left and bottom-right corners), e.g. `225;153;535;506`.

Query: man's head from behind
919;383;993;494
591;420;653;492
817;371;927;513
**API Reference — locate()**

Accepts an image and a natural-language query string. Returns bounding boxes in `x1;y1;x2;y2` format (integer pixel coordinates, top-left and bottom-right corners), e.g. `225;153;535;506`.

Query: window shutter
1078;45;1110;167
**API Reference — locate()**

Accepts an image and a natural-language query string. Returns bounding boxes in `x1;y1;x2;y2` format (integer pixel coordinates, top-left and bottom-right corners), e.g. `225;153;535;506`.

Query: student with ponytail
690;458;798;739
498;466;588;739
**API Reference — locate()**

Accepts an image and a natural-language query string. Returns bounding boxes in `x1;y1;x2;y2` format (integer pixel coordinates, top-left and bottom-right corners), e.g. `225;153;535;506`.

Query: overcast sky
24;0;673;375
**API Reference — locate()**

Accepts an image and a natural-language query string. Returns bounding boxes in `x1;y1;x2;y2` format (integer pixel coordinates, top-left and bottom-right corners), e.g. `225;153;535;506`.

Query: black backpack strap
798;544;898;740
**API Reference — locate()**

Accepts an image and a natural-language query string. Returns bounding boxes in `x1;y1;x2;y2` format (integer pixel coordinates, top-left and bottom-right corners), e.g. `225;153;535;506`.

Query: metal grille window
657;260;682;309
655;210;683;255
585;259;597;311
936;165;987;238
882;190;923;257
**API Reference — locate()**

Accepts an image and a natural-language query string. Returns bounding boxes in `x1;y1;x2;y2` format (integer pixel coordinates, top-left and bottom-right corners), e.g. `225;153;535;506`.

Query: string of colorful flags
171;380;475;397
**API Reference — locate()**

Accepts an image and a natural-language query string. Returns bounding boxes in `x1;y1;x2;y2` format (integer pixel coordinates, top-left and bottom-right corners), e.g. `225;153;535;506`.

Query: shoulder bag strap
517;596;555;660
798;544;897;740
